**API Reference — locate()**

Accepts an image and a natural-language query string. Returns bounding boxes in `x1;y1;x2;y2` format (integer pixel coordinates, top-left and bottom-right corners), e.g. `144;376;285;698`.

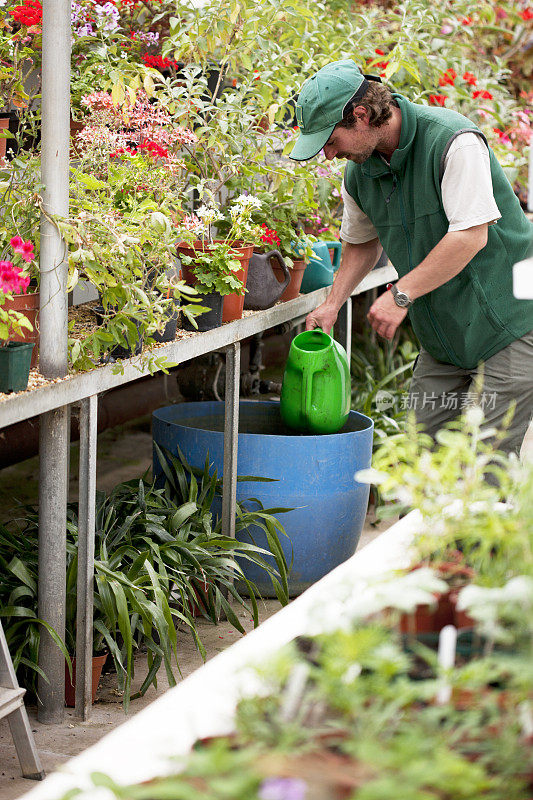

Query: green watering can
280;329;351;434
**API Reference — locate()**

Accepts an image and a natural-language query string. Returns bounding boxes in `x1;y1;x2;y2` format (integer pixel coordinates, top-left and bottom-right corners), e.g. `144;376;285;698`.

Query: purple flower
94;2;120;31
258;777;307;800
76;23;95;36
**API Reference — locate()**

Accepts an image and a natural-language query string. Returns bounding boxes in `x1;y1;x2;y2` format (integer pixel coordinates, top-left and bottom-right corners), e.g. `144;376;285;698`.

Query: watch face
395;291;410;307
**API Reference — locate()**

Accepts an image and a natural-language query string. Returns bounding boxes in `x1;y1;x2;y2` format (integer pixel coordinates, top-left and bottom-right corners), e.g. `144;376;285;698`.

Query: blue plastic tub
152;401;373;596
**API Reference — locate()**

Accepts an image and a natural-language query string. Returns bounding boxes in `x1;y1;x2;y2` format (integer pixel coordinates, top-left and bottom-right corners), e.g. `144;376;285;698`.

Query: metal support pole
38;408;68;723
40;0;70;378
221;343;240;541
337;297;352;364
75;396;98;720
37;0;71;724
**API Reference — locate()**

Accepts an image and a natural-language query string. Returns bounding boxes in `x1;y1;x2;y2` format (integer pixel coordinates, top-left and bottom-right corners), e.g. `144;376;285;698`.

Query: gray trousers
408;329;533;457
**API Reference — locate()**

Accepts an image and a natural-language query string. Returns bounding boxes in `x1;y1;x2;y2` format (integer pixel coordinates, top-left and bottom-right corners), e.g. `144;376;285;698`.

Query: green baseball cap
290;59;381;161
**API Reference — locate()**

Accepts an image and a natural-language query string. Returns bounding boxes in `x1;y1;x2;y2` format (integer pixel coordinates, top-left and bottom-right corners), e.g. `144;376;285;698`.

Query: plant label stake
436;624;457;705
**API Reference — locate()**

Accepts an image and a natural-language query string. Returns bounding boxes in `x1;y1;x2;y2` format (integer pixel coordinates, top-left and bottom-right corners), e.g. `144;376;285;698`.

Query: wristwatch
387;283;413;308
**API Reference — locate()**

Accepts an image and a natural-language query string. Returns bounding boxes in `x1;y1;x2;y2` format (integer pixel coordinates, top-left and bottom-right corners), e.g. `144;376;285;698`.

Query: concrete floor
0;417;390;799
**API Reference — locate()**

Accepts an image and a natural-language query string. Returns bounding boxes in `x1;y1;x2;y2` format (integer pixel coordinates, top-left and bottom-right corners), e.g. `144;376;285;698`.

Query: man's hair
339;82;396;129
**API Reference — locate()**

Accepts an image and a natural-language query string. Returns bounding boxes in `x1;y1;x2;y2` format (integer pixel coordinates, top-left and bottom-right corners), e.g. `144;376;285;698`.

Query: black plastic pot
0;342;34;392
181;291;223;332
152;307;179;343
93;305;144;360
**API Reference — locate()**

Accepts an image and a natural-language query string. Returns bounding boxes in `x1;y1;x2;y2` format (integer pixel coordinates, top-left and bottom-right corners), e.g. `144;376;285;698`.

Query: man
290;59;533;455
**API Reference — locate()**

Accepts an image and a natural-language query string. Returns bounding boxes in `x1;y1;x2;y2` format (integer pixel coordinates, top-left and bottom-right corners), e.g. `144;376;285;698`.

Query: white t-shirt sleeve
442;132;501;231
340;179;379;243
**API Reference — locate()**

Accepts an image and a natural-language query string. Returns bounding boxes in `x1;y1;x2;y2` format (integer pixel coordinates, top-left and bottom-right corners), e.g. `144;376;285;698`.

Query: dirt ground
0;416;391;799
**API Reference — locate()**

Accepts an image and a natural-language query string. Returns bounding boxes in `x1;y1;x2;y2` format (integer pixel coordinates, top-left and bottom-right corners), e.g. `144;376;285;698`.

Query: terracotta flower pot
2;291;40;368
64;652;108;708
272;258;307;302
176;241;253;324
399;591;455;635
70;118;86;158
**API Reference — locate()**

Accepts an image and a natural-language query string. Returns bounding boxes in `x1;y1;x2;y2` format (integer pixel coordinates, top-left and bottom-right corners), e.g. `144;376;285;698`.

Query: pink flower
9;236;24;250
0;262;30;295
10;237;35;262
440;23;453;34
21;241;35;262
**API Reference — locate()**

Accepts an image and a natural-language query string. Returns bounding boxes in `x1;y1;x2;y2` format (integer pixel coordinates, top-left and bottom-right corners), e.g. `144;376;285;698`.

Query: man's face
322;118;375;164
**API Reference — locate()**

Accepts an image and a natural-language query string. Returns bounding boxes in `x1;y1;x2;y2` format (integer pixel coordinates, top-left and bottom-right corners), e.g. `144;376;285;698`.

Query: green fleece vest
344;94;533;369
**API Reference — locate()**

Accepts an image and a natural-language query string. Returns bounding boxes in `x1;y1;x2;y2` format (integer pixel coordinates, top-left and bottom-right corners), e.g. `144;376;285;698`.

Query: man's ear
353;105;369;124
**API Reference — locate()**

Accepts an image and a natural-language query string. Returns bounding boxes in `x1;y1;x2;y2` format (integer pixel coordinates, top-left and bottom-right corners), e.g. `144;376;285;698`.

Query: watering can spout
280;329;351;434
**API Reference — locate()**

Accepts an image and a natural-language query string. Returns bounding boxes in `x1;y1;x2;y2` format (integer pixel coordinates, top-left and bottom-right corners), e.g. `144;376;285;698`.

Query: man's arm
305;238;382;331
368;223;488;341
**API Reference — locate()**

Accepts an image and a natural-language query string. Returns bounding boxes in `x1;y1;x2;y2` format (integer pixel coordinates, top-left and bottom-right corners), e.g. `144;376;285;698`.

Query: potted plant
270;220;314;302
0;256;34;392
243;224;291;311
176;194;260;327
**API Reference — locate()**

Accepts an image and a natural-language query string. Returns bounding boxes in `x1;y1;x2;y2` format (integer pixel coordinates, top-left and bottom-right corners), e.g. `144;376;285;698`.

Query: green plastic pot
0;341;34;393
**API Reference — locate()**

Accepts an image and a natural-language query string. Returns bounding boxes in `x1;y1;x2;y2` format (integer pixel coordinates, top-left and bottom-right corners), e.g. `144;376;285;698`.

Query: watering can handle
266;250;291;293
326;241;342;271
301;327;327;418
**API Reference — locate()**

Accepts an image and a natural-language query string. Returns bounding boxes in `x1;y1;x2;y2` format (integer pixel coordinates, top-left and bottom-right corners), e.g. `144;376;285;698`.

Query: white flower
464;405;484;428
196;204;223;225
232;193;262;209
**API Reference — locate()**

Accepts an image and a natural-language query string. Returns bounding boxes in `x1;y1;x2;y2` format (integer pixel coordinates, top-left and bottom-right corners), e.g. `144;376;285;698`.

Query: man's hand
306;303;338;332
367;290;407;340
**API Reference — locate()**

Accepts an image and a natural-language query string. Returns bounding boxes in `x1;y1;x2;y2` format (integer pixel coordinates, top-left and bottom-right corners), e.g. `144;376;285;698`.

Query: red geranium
429;94;447;106
439;68;456;87
463;72;477;86
520;7;533;19
259;224;281;248
11;0;42;26
473;90;493;100
460;15;473;24
374;49;389;76
142;54;179;71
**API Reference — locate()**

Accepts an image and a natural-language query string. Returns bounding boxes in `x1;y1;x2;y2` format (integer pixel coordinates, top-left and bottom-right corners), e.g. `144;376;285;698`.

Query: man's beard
343;147;374;164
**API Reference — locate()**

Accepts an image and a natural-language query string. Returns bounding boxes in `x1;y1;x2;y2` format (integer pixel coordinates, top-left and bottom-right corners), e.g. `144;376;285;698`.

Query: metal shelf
0;266;396;430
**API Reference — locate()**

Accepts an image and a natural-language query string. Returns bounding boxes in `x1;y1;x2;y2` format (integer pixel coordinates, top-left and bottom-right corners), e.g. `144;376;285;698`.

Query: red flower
520;7;533;19
473;90;493;100
259;224;280;248
439;68;457;87
142;54;179;70
375;48;385;55
11;0;42;25
139;140;168;159
429;94;447;106
463;72;477;85
460;16;473;24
